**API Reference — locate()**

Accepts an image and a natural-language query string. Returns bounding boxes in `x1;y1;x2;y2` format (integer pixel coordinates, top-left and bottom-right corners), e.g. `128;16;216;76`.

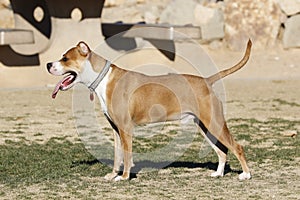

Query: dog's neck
78;52;107;86
88;60;111;92
84;52;111;101
89;52;107;73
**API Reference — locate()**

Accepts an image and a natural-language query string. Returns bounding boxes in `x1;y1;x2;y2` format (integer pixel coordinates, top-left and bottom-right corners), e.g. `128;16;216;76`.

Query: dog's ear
77;41;91;56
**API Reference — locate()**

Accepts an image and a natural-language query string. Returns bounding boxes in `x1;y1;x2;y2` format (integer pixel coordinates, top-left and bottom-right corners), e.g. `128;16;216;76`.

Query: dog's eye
62;57;68;62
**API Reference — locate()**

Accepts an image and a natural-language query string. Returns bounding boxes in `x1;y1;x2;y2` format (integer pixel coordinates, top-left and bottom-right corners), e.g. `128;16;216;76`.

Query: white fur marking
114;176;122;182
50;62;64;75
114;175;129;182
239;172;251;180
95;67;112;114
180;113;195;124
211;161;225;177
79;60;98;85
104;172;118;181
77;59;111;115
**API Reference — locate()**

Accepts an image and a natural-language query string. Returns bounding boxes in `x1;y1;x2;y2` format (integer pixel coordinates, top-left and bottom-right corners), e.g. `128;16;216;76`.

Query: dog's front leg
114;130;133;181
104;131;123;180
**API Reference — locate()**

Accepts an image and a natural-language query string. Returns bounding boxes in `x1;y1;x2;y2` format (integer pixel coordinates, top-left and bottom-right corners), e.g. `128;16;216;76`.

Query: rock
0;0;10;9
104;0;125;7
142;5;161;24
194;4;224;41
144;11;157;24
159;0;198;25
208;39;223;50
223;0;282;50
0;0;13;28
277;0;300;16
283;14;300;48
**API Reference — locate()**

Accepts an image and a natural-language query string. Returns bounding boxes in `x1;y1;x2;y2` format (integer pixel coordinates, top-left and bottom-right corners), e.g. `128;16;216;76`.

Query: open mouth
52;71;77;99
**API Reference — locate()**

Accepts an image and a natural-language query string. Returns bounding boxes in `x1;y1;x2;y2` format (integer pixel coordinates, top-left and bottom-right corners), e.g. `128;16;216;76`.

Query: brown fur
48;40;252;181
104;41;252;180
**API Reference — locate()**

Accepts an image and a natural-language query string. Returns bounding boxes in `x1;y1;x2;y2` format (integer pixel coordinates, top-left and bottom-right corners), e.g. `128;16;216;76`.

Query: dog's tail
206;39;252;85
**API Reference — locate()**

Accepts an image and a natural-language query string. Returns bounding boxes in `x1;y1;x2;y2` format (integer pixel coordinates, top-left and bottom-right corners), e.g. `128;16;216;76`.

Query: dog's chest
95;68;112;114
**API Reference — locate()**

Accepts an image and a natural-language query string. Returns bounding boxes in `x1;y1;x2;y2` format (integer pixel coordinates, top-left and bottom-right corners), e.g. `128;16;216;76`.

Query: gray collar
88;60;111;92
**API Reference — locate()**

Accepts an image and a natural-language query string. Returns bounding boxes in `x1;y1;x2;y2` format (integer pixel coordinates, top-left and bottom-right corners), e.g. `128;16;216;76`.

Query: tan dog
47;40;252;181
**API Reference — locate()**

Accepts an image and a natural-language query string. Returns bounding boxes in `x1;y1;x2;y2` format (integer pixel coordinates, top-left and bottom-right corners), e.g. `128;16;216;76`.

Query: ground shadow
72;159;242;179
131;160;241;179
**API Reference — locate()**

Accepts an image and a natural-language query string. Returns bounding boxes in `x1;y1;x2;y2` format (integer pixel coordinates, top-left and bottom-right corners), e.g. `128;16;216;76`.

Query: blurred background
0;0;299;88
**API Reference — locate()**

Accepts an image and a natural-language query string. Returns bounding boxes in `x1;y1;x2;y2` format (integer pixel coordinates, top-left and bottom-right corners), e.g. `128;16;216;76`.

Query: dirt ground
0;79;299;199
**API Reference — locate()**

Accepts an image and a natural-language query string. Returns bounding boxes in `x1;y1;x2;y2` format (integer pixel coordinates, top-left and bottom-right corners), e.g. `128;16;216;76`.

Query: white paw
211;171;224;177
239;172;251;180
131;162;135;168
104;172;118;181
114;175;129;182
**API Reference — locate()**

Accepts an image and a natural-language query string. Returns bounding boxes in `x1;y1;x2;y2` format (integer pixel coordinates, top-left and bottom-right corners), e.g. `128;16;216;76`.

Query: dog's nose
46;62;52;71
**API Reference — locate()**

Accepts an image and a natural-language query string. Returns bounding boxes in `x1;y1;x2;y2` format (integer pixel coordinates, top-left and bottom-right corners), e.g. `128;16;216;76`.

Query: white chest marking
94;68;112;114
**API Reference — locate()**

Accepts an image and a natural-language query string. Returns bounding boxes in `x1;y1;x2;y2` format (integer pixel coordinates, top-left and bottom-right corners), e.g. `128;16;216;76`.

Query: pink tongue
51;75;73;99
52;78;64;99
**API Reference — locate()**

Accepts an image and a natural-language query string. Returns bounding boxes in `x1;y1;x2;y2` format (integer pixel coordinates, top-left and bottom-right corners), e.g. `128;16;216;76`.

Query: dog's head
47;42;92;98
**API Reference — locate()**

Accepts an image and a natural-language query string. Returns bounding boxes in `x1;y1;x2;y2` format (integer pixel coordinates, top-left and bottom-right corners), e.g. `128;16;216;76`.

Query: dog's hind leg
195;115;251;180
208;121;251;180
195;117;228;177
220;124;251;180
211;150;226;177
205;137;227;178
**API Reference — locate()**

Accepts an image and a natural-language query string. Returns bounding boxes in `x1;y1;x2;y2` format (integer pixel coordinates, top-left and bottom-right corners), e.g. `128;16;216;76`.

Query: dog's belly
129;83;195;124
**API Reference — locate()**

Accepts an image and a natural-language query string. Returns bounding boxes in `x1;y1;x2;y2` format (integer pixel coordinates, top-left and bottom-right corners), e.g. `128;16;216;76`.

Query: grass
273;98;300;107
0;130;25;134
0;118;299;199
0;139;111;187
